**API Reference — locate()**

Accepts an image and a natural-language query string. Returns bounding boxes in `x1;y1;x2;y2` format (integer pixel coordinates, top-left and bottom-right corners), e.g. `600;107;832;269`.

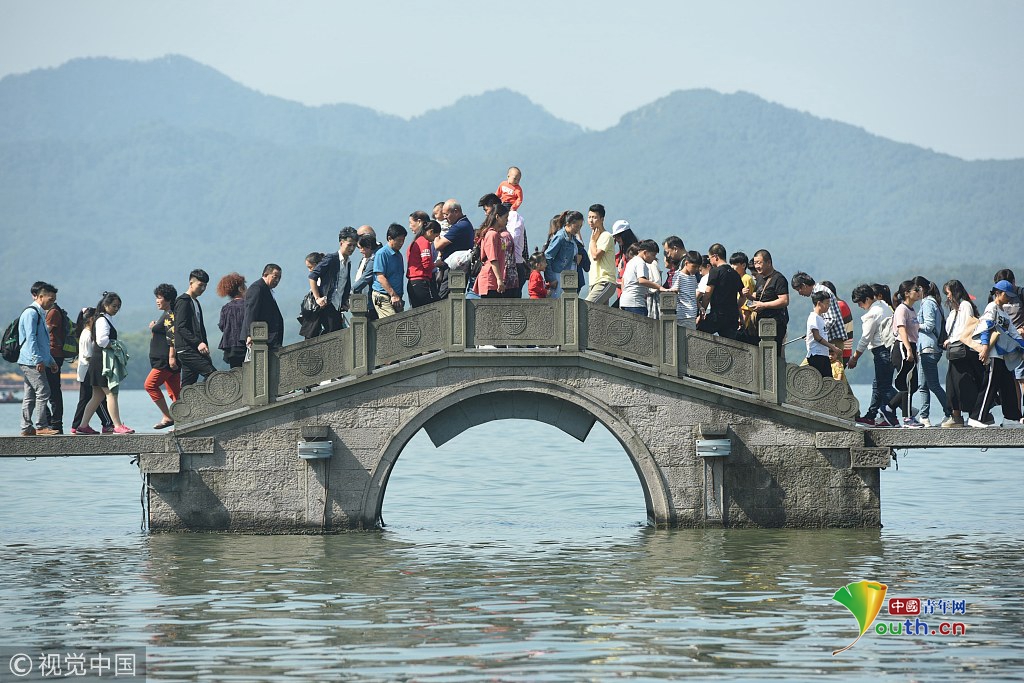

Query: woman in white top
942;280;982;427
969;280;1024;427
70;307;113;434
75;292;134;435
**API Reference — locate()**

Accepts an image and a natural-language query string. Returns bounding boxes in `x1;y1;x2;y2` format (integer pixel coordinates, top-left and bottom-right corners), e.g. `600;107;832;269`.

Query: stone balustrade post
447;270;468;351
758;318;781;404
349;295;370;376
658;291;679;376
244;322;270;406
560;271;579;351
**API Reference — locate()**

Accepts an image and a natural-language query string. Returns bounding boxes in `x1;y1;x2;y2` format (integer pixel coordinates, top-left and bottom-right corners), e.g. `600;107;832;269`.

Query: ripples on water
1;390;1023;681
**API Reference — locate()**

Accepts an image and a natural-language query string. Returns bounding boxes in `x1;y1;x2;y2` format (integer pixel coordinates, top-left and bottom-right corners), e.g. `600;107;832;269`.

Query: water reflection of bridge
2;272;1020;532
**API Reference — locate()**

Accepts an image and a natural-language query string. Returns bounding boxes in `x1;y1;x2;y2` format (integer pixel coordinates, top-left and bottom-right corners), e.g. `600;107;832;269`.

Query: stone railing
171;271;858;426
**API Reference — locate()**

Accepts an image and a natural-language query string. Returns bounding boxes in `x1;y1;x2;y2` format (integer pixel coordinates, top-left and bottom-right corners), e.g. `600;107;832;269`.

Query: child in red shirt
496;166;524;210
528;251;553;299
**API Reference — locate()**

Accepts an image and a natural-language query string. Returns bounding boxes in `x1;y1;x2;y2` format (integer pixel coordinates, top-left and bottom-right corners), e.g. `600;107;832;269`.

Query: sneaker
902;417;924;428
855;415;875;425
918;417;932;427
20;428;36;437
102;425;115;434
880;407;899;427
966;418;990;429
74;425;100;435
112;425;135;434
940;416;961;428
34;427;59;436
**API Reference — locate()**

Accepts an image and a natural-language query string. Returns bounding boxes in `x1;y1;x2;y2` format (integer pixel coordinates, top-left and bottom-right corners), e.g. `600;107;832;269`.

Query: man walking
372;223;408;318
791;271;847;378
18;281;60;436
243;264;285;349
586;204;616;305
698;243;745;339
310;227;358;333
174;269;216;386
43;297;70;432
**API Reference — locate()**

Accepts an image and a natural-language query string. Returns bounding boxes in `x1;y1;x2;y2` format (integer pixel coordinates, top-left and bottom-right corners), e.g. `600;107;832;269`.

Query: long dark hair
479;203;510;235
76;307;97;337
543;210;583;249
89;292;121;334
944;279;979;317
614;228;638;256
894;279;917;308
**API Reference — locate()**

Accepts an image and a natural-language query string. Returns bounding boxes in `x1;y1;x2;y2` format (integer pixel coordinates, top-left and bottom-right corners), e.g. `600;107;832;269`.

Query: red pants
145;368;181;404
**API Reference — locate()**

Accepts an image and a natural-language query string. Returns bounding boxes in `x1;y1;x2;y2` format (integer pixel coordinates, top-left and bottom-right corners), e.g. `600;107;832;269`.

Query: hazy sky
2;0;1021;160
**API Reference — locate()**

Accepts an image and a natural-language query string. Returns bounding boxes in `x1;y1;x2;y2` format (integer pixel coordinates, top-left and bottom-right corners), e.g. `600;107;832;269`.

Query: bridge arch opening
363;379;673;530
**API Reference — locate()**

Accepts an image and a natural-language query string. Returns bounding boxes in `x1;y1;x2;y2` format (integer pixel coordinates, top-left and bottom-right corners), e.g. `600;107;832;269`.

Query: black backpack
1;307;37;363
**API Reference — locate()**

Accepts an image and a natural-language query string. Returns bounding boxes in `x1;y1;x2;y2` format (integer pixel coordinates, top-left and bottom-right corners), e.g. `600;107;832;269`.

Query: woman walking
473;205;511;298
70;307;113;434
407;219;442;307
145;283;179;429
916;280;951;426
75;292;134;435
969;280;1024;428
217;273;247;368
943;280;983;427
887;278;925;428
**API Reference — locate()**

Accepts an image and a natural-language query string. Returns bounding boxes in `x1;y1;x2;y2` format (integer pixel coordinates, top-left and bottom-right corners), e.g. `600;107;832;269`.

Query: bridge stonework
138;272;887;532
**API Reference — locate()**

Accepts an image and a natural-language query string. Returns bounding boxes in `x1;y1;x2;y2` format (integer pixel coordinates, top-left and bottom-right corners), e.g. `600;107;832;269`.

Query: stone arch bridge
6;272;1018;531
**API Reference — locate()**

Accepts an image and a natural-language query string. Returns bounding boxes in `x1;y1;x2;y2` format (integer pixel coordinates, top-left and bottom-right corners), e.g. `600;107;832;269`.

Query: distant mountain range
1;55;1021;379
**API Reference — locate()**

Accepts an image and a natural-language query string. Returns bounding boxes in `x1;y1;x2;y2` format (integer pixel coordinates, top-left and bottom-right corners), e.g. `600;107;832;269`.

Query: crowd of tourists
7;166;1024;435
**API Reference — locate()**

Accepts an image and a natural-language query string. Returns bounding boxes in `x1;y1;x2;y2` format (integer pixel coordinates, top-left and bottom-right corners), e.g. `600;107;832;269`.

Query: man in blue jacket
309;226;358;333
19;281;60;436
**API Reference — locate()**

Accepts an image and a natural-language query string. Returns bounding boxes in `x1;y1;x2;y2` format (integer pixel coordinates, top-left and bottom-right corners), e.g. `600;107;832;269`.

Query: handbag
300;291;321;316
946;342;969;360
959;314;985;354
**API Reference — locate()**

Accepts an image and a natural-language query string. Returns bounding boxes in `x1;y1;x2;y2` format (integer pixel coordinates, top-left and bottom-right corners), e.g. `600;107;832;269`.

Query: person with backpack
916;279;952;426
849;283;899;426
12;281;60;436
41;299;73;433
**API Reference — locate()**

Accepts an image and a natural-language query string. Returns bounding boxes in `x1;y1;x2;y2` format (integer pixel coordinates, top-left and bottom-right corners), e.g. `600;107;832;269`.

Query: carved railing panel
372;302;446;366
583;303;659;366
784;364;860;419
683;328;758;393
170;368;246;424
276;328;352;395
470;300;561;346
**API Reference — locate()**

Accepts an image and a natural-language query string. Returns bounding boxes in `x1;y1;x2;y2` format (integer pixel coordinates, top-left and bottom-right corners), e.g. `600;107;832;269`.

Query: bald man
434;199;474;299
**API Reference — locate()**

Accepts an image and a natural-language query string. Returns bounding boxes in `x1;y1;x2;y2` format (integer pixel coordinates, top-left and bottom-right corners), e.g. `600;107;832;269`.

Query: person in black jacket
309;227;358;333
243;264;284;348
173;268;216;387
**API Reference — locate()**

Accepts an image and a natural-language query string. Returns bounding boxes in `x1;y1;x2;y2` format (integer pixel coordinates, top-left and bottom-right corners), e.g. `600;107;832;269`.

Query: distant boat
1;369;79;393
0;390;19;404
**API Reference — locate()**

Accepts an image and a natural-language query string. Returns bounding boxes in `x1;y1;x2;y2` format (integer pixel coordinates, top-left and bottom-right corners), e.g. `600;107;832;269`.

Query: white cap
611;219;631;236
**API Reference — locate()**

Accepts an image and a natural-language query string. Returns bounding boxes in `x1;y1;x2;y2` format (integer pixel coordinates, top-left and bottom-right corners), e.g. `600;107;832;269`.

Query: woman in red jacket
406;215;442;307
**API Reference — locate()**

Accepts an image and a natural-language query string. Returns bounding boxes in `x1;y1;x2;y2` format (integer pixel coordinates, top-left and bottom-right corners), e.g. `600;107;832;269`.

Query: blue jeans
867;346;898;419
916;350;949;419
621;306;648;316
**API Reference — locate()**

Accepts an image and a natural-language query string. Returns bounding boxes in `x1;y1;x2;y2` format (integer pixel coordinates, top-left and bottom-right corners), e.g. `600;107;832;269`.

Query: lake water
1;387;1022;681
